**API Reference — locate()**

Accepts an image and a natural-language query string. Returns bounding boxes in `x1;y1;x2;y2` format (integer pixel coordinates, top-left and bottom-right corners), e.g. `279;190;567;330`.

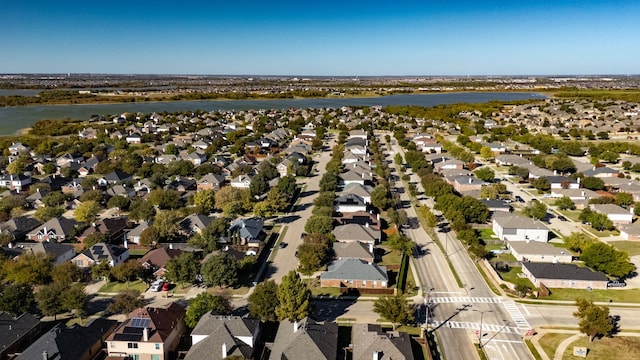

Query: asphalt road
265;135;336;283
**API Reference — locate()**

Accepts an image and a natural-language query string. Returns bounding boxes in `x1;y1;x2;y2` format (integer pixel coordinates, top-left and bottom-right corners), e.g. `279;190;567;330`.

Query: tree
149;189;181;210
372;293;413;330
83;232;107;248
91;260;112;282
371;184;391;210
0;283;34;315
153;210;182;242
531;177;551;192
193;189;216;214
580;242;635;278
108;290;145;314
265;187;290;213
523;200;547;221
573;298;614;342
600;151;619;164
386;233;414;256
554;196;576;210
165;252;201;288
250;173;269;197
107;195;131;211
60;283;88;320
202;253;238;288
128;199;156;221
248;280;279;322
42;191;67;207
214;187;252;215
480;146;494;161
185;292;232;328
276;270;312;322
188;217;229;252
474;167;495;182
551;158;577;174
111;260;143;286
582;176;605;190
34;206;65;222
564;232;595;253
51;261;82;285
277;175;297;196
2;252;52;285
479;185;498;199
74;200;101;224
615;192;634;208
304;215;334;234
36;282;65;320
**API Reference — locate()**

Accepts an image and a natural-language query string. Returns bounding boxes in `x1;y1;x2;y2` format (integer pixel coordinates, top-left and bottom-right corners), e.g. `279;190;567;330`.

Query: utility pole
472;309;493;349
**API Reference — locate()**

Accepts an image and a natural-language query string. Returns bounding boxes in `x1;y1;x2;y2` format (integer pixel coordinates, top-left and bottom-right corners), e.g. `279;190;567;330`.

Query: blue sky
1;1;638;76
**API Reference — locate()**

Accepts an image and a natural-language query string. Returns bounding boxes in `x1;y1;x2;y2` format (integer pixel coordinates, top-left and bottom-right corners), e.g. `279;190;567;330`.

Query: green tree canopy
523;200;547;221
202;253;239;288
554;196;576;210
248;280;280;322
74;200;101;224
580;242;635;278
108;290;145;314
185;292;232;328
372;293;413;330
474;167;495;182
165;252;201;288
0;283;34;315
275;270;312;322
573;298;614;342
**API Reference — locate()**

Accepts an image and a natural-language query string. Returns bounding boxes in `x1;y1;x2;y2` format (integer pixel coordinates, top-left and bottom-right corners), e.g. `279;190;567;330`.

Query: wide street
265;134;336;283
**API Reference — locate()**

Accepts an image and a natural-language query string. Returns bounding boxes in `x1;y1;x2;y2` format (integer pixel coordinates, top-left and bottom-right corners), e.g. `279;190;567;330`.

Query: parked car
607;280;626;288
279;242;287;249
162;282;170;291
558;215;567;221
150;280;164;292
515;195;524;203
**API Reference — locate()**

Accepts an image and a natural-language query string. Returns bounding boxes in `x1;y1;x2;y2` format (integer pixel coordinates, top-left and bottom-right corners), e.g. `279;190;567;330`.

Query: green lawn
537;332;573;359
379;249;403;265
545;288;640;303
128;248;150;257
98;279;148;294
609;241;640;256
498;267;536;289
561;336;640;360
309;285;343;297
478;228;498;241
557;209;582;222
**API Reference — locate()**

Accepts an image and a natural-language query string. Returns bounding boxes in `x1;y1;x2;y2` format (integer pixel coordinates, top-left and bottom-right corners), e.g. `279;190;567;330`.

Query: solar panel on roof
130;318;151;328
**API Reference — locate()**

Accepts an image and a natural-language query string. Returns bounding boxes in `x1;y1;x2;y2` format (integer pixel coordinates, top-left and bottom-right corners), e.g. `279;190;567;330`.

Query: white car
150;280;164;292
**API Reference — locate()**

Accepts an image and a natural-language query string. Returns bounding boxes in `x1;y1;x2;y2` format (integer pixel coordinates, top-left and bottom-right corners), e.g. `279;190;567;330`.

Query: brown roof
107;302;186;343
137;247;183;268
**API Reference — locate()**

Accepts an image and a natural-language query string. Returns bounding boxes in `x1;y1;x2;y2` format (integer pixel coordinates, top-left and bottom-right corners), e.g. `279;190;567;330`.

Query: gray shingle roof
352;324;414;360
269;318;338;360
321;259;388;282
522;262;608;282
187;314;260;360
492;213;548;231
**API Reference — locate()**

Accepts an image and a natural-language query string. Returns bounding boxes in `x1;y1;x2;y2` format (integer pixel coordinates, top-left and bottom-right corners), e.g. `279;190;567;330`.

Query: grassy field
538;332;574;359
498;267;536;289
546;288;640;303
478;228;498;241
561;336;640;360
609;241;640;256
380;248;403;265
99;279;148;293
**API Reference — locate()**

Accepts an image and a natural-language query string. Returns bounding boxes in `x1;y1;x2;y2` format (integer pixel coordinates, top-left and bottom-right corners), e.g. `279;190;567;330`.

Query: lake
0;92;545;135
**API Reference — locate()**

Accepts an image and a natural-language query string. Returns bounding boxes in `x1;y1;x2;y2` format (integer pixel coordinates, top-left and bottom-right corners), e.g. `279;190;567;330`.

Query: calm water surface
0;92;545;135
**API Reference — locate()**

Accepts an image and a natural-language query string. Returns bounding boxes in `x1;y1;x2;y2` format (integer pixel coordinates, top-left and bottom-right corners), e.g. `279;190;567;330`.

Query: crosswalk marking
431;321;521;334
502;301;531;329
428;296;502;304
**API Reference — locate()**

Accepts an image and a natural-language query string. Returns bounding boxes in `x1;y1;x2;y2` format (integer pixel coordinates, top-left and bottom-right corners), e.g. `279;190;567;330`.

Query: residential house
100;170;133;186
16;318;117;360
0;312;41;360
106;302;187;360
10;242;75;265
453;176;487;193
61;178;84;195
196;173;226;191
126;221;151;245
0;216;41;241
180;214;213;237
339;183;372;204
277;158;298;177
492;213;549;242
620;223;640;241
550;188;599;208
583;167;619;178
521;262;609;290
230;175;252;189
186;314;261;360
339;170;367;187
352;324;414;360
77;217;129;244
71;242;129;269
320;258;388;289
333;241;375;263
0;174;31;192
332;224;380;244
335;211;380;229
334;194;367;214
478;199;511;213
589;204;634;226
137;247;184;279
434;159;464;172
348;129;368;140
27;217;78;242
506;240;572;263
228;217;265;247
126;132;142;144
8;142;30;156
268;318;338;360
544;175;579;189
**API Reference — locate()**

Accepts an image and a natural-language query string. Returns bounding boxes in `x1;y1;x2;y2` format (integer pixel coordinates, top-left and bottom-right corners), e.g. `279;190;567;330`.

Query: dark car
558;215;567;221
607;280;626;288
279;242;287;249
515;195;524;203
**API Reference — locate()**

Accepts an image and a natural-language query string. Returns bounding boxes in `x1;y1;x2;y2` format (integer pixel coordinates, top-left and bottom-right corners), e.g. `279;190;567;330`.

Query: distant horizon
3;73;640;78
3;1;639;75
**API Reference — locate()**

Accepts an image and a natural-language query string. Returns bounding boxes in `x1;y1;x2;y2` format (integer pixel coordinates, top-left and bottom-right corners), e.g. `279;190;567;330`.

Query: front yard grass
497;267;536;289
98;279;148;294
379;248;402;265
545;288;640;303
537;332;573;359
478;228;498;241
609;241;640;256
561;336;640;360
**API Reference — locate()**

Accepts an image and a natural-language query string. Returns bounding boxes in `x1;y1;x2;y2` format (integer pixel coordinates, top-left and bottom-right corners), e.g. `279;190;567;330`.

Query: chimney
222;342;227;358
293;320;299;333
169;243;173;250
43;351;48;360
468;177;472;184
553;170;557;175
373;351;380;360
369;242;374;254
143;327;149;342
365;222;369;228
630;206;635;215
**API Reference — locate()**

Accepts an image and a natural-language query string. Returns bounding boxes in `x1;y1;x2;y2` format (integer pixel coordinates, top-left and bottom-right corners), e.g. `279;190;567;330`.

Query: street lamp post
472;309;493;349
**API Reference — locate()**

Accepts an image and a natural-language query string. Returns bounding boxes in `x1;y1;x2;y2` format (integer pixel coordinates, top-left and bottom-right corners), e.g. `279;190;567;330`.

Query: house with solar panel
106;302;186;360
71;242;129;269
